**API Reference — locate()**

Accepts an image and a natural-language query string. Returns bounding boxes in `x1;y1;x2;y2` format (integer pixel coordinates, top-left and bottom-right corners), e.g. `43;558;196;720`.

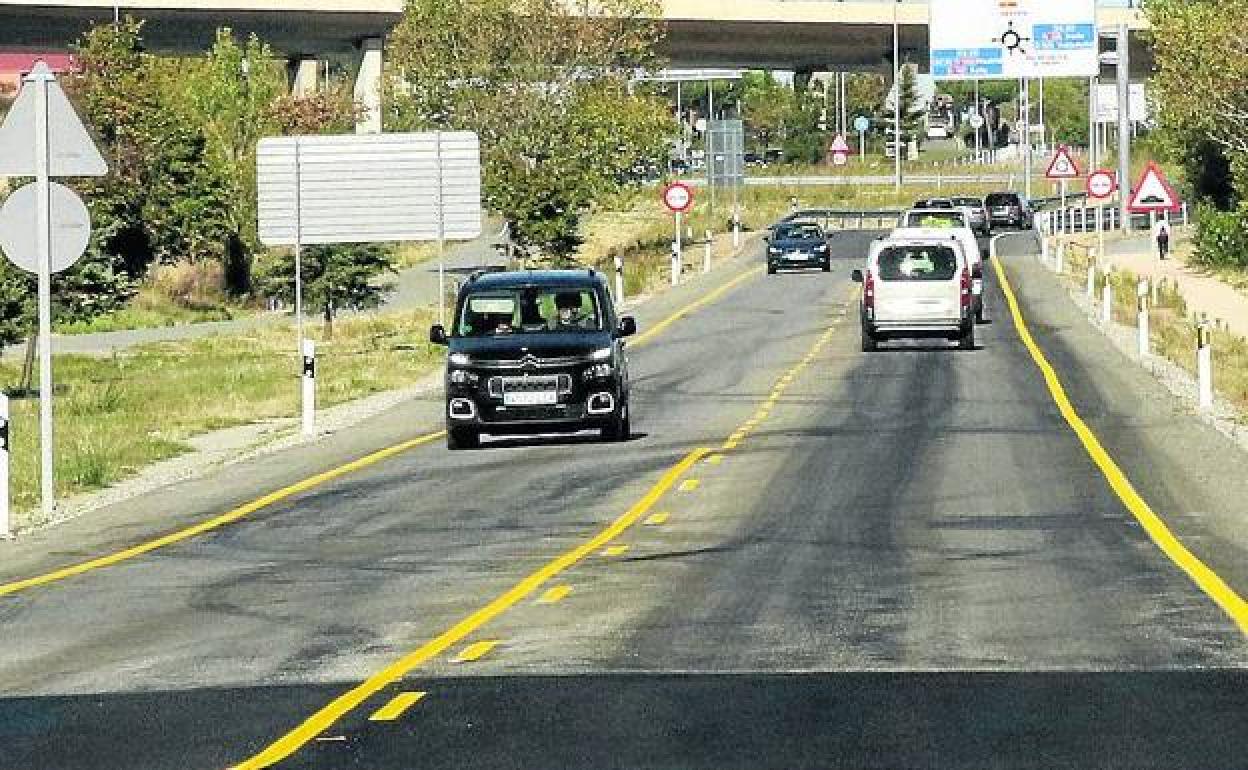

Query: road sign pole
893;2;901;192
435;131;447;328
293;139;304;351
974;79;982;164
1117;23;1131;233
34;71;54;518
1022;78;1032;202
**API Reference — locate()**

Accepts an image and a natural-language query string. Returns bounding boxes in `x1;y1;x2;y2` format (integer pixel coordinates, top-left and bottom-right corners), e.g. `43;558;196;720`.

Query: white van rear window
877;246;958;281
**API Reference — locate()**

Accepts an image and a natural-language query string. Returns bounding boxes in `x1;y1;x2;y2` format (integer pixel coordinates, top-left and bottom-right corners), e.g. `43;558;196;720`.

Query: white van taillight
960;268;972;308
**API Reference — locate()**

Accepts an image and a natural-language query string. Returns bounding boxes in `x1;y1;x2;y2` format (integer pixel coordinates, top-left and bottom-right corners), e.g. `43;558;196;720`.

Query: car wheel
601;405;630;442
821;261;831;272
447;427;479;450
767;264;777;275
861;325;878;353
974;298;985;324
959;323;976;350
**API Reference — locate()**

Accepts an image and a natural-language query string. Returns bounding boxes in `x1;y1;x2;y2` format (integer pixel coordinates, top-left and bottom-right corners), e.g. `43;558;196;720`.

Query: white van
893;208;985;323
852;235;976;352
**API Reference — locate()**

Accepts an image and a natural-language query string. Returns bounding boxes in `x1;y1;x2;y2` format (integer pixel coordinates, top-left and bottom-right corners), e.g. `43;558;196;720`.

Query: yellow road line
368;692;426;722
451;640;499;663
230;447;708;770
679;479;701;492
536;585;572;604
722;440;739;450
992;252;1248;635
631;267;764;347
645;512;670;526
602;545;630;557
0;431;447;599
706;454;724;466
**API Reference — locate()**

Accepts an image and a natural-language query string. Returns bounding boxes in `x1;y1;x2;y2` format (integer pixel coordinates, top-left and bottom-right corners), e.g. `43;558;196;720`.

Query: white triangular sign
1128;162;1181;213
830;134;851;153
0;61;108;177
1045;146;1080;179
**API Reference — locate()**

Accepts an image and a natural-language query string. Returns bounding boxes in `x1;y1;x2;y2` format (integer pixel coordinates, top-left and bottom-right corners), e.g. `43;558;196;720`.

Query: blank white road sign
257;131;482;246
0;182;91;273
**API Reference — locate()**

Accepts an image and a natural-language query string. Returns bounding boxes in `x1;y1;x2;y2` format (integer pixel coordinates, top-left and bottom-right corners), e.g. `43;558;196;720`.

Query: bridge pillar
290;56;319;97
354;37;384;134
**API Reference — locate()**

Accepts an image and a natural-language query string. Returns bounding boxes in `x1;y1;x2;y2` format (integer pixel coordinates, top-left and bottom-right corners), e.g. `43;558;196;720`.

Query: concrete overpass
657;1;1153;75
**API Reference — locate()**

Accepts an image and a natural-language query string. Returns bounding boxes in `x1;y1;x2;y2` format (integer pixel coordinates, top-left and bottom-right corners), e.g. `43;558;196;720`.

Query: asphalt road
4;230;1248;769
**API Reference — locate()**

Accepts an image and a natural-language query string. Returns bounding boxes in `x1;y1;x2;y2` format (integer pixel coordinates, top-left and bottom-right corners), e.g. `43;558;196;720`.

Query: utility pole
893;0;901;191
1117;23;1131;232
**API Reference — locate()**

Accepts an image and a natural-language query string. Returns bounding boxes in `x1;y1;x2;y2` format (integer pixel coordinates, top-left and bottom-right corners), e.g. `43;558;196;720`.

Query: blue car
766;221;831;275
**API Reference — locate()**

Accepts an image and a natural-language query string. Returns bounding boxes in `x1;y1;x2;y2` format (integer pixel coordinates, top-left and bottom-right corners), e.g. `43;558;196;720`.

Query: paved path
1095;230;1248;339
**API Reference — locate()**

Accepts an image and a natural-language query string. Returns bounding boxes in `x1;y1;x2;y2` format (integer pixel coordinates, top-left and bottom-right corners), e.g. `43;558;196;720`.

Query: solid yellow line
536;585;572;604
992;254;1248;636
0;430;447;599
368;692;426;722
631;267;763;347
645;512;670;526
230;447;709;770
451;640;498;663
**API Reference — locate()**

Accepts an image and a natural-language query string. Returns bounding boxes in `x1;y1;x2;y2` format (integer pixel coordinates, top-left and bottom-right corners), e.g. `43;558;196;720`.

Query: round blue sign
853;116;870;133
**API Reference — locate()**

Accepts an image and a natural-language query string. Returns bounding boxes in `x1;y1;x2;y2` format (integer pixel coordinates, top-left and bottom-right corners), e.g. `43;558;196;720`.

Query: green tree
387;0;674;263
896;64;925;150
253;243;396;338
741;72;793;152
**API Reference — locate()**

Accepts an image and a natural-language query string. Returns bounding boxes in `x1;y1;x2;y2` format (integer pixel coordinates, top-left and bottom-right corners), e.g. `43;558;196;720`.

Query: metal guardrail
777;208;905;231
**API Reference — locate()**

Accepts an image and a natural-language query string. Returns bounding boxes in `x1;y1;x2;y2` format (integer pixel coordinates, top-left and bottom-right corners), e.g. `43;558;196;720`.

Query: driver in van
555;291;590;329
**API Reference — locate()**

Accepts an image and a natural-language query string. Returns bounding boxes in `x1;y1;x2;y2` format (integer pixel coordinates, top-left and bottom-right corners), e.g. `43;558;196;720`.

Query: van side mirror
429;324;448;345
851;269;864;283
617;316;637;338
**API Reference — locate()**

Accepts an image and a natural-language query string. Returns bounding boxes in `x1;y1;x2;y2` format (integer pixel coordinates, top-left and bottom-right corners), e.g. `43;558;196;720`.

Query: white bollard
1137;279;1150;357
1055;241;1065;274
301;338;316;437
1086;263;1097;298
733;218;741;250
1197;323;1214;409
1182;202;1190;227
671;239;681;287
613;253;625;304
0;392;9;539
704;229;713;273
1101;280;1113;325
1041;237;1050;263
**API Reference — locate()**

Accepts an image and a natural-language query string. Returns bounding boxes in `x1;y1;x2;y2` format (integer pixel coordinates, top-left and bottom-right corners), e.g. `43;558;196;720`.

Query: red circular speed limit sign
1086;170;1117;200
661;181;694;214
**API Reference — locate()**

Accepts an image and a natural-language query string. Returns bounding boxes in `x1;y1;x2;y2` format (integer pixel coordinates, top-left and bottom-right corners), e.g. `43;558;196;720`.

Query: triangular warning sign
0;61;108;177
1128;161;1182;213
829;134;851;154
1044;146;1081;180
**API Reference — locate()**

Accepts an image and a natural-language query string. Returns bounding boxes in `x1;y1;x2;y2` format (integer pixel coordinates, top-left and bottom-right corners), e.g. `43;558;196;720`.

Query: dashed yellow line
992;244;1248;636
451;640;499;664
602;545;630;557
368;692;426;722
679;479;701;492
536;585;572;604
706;454;724;466
645;512;670;526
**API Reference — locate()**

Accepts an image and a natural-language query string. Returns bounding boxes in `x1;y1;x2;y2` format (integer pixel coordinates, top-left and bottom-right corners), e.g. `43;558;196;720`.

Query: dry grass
1;309;442;520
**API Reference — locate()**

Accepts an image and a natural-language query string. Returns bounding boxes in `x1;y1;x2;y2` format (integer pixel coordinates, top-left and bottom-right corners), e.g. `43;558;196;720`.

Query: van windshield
904;211;966;229
456;287;602;337
877;246;959;281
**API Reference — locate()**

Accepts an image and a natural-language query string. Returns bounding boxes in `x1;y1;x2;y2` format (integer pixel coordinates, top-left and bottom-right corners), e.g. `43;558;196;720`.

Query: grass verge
2;309;442;524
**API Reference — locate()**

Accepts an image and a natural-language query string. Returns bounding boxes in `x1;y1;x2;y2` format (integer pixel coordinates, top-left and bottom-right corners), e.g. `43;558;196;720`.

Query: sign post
0;61;107;518
853;116;870;162
1087;169;1117;258
301;339;316;436
0;393;9;539
662;182;694;286
1045;145;1081;213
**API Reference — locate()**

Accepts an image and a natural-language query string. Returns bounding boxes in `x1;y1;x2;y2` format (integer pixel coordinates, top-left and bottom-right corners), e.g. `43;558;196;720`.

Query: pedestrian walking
1154;217;1171;260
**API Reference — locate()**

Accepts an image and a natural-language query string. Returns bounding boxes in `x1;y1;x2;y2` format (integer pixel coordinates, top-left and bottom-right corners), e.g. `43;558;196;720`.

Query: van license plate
504;391;558;406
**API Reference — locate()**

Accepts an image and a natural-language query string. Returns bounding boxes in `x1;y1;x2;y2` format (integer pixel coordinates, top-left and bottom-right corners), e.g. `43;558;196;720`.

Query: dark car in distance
766;221;831;274
985;191;1034;230
429;269;635;450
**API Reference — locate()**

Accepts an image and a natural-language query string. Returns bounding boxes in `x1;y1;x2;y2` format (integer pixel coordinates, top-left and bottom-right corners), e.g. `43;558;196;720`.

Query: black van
429;269;635;450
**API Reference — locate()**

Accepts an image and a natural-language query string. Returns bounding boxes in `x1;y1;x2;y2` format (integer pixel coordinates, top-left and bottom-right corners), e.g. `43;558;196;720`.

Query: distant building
0;53;79;97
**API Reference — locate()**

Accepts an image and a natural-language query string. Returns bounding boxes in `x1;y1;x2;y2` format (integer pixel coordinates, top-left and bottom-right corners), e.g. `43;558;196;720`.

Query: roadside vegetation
1056;242;1248;418
0;310;442;525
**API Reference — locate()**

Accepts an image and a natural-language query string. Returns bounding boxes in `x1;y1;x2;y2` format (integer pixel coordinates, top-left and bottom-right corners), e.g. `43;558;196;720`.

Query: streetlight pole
893;0;901;191
1117;23;1131;232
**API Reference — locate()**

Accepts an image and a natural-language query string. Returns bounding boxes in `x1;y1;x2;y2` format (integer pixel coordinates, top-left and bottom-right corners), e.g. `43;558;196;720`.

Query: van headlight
768;246;782;255
449;352;471;366
590;347;613;361
814;243;829;254
449;369;479;385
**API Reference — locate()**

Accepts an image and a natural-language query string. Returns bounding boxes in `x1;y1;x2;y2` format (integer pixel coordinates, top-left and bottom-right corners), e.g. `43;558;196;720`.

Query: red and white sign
831;151;849;167
1128;161;1182;214
1044;145;1081;180
1086;170;1117;200
661;181;694;214
829;134;851;154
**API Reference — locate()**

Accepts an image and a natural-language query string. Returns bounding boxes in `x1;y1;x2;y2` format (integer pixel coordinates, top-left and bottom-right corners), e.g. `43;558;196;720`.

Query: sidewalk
1084;230;1248;339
